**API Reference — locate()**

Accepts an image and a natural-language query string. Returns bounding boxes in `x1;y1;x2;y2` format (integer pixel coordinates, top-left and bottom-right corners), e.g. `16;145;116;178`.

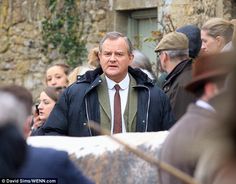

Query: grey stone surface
28;132;169;184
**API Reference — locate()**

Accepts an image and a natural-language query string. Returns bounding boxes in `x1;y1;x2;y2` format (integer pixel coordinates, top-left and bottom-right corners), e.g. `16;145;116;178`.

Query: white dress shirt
105;74;130;133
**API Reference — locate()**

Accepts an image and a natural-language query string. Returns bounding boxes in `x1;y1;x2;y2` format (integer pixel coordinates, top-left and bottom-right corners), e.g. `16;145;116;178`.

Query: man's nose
109;53;117;62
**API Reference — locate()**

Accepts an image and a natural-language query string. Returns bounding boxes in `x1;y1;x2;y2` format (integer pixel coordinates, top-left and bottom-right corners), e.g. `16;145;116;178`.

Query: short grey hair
165;49;189;60
99;31;133;54
0;92;27;133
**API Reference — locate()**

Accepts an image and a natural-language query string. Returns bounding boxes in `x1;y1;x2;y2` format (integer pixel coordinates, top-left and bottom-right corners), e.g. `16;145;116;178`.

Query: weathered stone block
0;35;9;53
114;0;158;10
28;132;169;184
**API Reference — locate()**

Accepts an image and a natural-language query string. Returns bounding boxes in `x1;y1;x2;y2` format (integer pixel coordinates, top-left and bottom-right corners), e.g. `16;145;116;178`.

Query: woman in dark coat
31;86;65;135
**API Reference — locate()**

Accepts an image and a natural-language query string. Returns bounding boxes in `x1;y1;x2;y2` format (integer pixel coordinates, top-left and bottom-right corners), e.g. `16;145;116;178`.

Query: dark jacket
163;59;196;120
17;146;93;184
37;67;175;136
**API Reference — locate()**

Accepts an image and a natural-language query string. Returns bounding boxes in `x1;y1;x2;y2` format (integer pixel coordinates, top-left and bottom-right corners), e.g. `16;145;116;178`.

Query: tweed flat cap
155;32;189;52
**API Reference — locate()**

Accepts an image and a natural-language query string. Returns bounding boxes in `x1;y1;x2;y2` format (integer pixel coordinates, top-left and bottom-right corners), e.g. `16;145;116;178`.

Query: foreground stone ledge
27;131;169;184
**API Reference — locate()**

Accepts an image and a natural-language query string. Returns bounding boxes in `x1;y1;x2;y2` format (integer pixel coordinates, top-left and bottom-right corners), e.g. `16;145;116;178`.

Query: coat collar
77;66;154;86
164;59;192;85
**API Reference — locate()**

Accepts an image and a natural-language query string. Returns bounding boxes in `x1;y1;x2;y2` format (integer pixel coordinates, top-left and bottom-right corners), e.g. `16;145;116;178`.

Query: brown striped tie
113;84;122;133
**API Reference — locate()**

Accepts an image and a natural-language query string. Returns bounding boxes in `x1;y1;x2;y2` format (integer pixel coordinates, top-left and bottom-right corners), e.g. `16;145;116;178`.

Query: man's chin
105;69;119;76
105;72;121;81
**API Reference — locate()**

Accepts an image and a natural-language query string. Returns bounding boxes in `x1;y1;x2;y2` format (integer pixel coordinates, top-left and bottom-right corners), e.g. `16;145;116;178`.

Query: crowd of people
0;17;236;183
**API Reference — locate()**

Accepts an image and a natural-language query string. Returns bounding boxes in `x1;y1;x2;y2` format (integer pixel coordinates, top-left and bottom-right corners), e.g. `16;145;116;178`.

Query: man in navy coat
17;146;92;184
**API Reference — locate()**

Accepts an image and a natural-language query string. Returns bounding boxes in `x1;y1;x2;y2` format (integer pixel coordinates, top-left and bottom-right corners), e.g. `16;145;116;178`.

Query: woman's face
201;30;223;55
38;91;56;121
46;66;68;87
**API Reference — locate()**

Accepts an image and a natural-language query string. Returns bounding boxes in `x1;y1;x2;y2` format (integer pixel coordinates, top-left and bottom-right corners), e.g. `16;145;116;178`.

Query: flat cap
155;32;189;52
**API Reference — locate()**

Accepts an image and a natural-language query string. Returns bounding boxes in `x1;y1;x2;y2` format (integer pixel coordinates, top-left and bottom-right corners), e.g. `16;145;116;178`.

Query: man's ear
162;52;168;63
98;51;102;60
129;53;134;64
204;82;219;100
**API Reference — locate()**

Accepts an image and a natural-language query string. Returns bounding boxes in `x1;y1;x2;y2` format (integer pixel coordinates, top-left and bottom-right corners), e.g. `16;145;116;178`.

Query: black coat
37;67;175;136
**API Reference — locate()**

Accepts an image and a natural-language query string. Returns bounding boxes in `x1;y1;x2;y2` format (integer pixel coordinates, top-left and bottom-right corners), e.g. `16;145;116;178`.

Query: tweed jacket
159;103;217;184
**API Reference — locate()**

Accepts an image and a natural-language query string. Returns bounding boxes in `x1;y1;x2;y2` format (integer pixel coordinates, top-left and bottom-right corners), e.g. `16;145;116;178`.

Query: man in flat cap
155;31;196;120
159;52;234;184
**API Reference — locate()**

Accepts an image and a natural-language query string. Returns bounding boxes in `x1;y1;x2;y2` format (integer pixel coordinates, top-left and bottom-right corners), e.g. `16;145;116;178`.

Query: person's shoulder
161;111;192;150
21;147;94;184
67;69;102;90
29;146;68;160
27;146;72;170
166;104;202;133
150;84;168;97
66;78;90;95
177;63;193;85
19;146;70;175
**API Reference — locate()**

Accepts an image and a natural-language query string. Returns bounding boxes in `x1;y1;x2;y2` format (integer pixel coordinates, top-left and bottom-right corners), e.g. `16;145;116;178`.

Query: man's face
157;51;167;73
99;37;133;83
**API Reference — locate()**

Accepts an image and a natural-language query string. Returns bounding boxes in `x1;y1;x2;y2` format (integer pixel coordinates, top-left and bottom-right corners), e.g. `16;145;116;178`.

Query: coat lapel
97;74;111;121
127;74;137;131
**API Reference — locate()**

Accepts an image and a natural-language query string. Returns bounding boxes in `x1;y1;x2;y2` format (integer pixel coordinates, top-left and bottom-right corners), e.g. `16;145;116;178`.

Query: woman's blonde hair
202;18;234;43
88;47;99;67
67;47;99;85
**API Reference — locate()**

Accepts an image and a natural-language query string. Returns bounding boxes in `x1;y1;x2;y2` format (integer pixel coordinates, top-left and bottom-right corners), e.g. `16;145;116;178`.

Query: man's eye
116;53;123;57
103;52;111;56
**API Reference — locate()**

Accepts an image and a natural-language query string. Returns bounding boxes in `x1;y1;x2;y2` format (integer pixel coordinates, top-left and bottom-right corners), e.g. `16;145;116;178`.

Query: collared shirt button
98;80;102;83
83;123;87;126
142;120;145;123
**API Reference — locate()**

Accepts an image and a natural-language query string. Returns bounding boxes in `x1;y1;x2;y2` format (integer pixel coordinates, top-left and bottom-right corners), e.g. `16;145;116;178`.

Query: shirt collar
196;100;215;112
106;74;130;90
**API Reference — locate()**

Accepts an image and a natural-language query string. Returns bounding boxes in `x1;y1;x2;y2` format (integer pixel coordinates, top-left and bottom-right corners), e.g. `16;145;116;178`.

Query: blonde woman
45;64;70;87
68;47;99;85
201;18;234;55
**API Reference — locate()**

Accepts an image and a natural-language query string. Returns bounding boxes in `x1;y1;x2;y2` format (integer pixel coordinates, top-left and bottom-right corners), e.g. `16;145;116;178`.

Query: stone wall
0;0;109;99
158;0;235;29
0;0;49;99
0;0;235;99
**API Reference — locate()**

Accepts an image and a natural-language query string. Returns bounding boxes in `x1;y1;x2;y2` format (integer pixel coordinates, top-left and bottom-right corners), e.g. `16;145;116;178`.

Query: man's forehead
102;49;126;52
101;38;129;51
